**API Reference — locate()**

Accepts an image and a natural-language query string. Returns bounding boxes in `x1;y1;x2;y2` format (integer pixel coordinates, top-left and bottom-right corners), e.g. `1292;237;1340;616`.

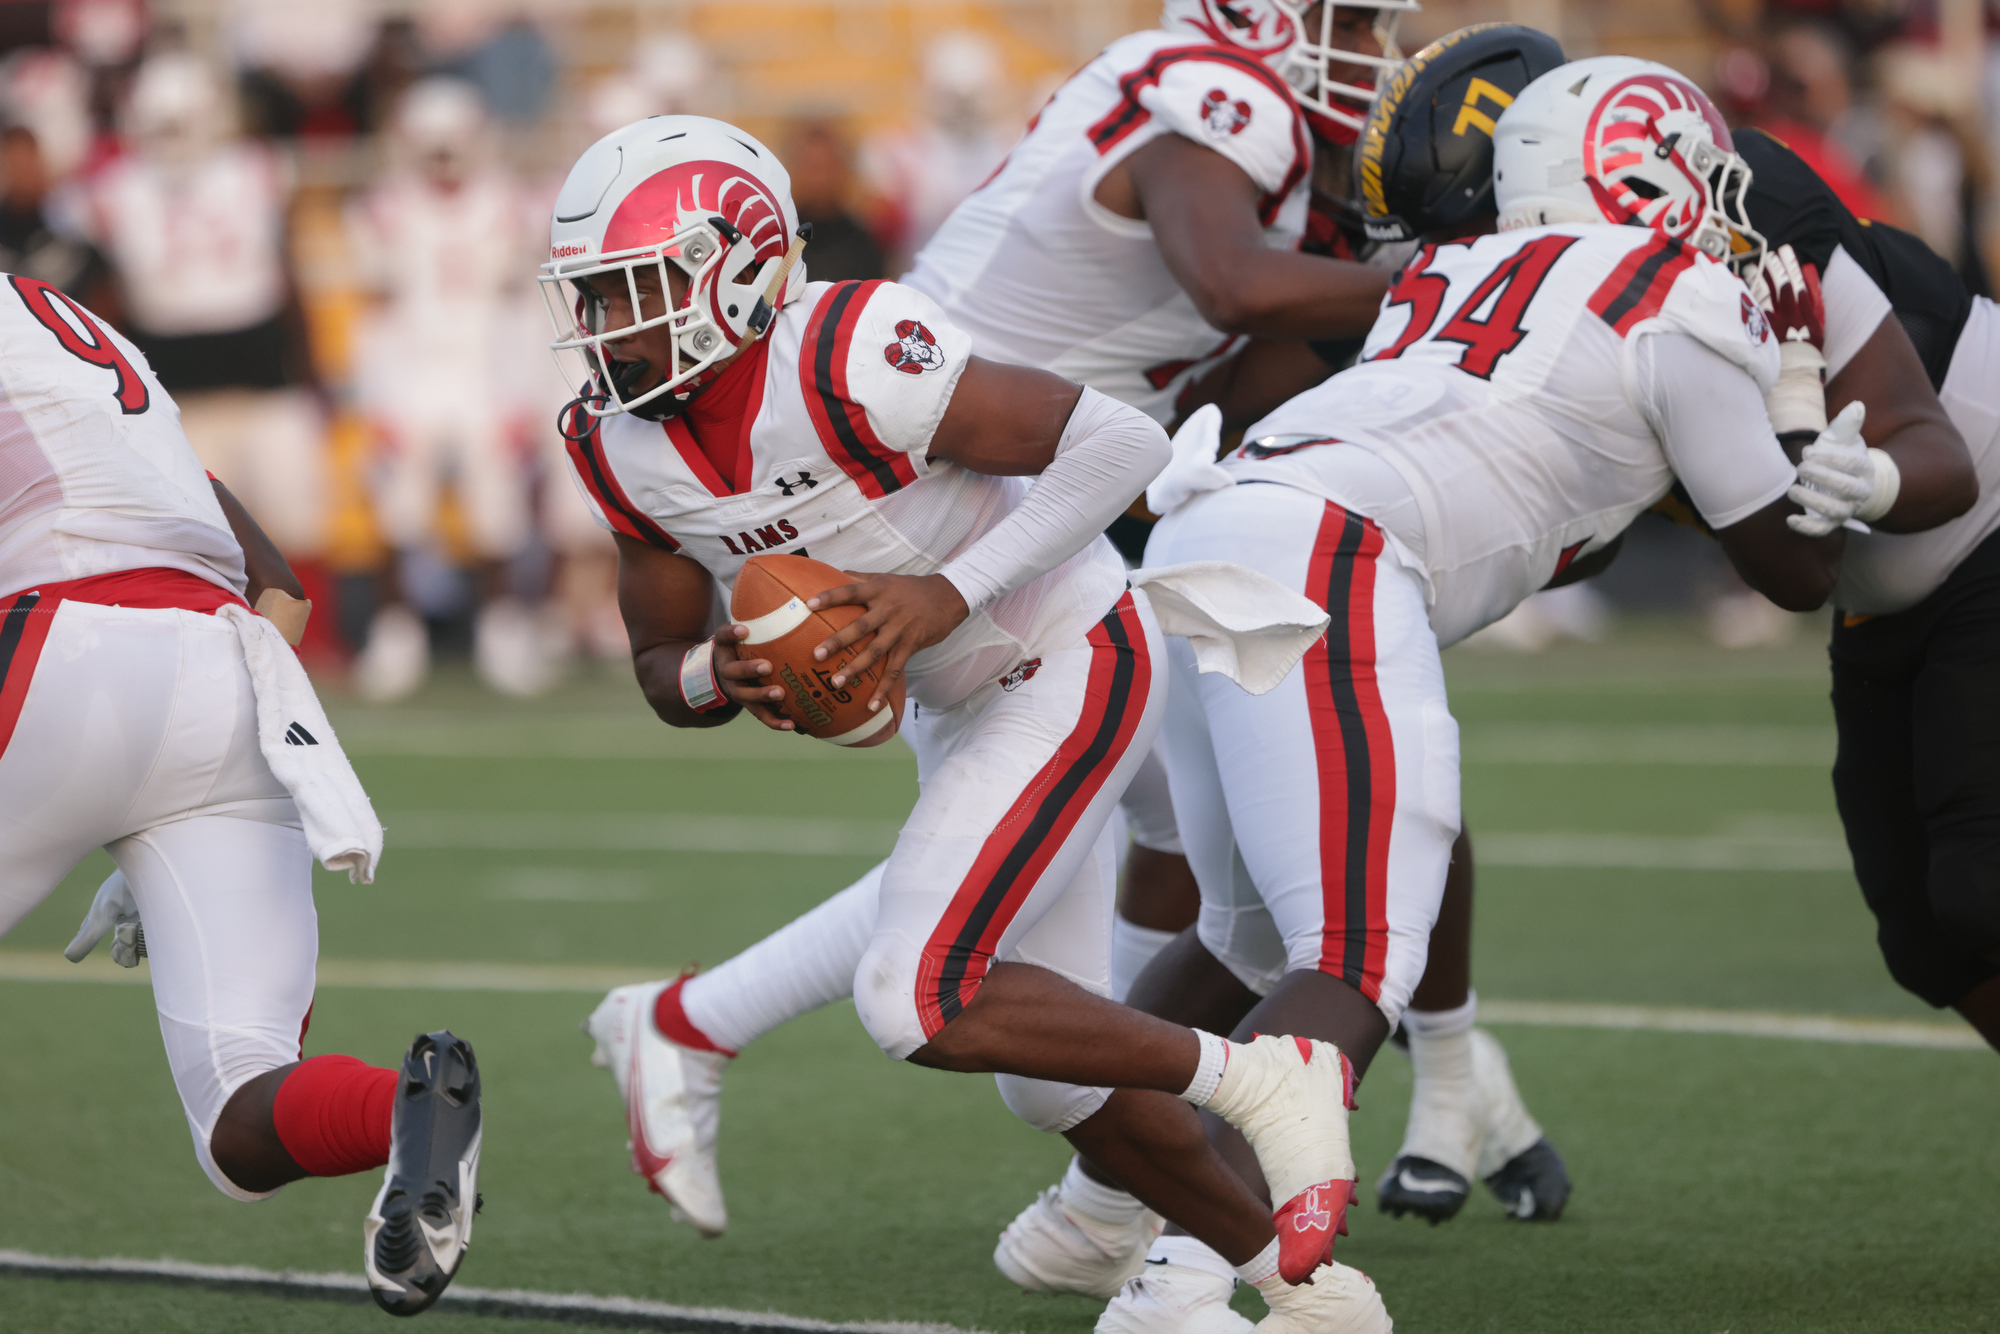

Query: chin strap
745;223;813;338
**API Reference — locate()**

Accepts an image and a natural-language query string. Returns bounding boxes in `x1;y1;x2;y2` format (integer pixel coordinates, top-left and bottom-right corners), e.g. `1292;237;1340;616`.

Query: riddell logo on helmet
550;243;589;259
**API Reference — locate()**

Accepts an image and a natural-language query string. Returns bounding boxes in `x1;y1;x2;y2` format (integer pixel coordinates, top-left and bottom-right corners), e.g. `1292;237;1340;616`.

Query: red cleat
1274;1178;1357;1285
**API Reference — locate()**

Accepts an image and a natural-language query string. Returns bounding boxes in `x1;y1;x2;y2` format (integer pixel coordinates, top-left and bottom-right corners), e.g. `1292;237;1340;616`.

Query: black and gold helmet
1355;23;1567;243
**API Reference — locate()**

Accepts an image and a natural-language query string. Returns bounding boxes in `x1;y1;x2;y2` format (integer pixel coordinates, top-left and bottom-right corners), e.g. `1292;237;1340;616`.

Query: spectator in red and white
89;53;330;576
347;77;552;700
859;30;1019;274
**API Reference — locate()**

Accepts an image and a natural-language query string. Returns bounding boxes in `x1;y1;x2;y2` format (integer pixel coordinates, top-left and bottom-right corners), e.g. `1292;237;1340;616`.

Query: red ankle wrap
653;976;736;1057
271;1054;396;1177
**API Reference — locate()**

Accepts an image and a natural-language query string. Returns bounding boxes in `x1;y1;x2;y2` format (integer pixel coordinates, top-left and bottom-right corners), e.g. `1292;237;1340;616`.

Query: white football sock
1145;1233;1236;1283
1234;1237;1279;1286
1110;914;1178;1003
1177;1029;1230;1105
679;864;883;1052
1061;1155;1146;1225
1471;1027;1546;1178
1397;993;1480;1177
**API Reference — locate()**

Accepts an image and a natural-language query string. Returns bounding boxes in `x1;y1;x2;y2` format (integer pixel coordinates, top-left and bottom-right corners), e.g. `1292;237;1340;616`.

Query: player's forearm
1862;418;1978;532
632;641;740;729
1179;248;1390;341
210;479;304;605
1180;338;1340;432
939;389;1168;610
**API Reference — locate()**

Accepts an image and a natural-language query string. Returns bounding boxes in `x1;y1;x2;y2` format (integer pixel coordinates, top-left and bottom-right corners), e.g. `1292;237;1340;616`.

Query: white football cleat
1096;1262;1253;1334
584;981;730;1236
1250;1262;1392;1334
1204;1035;1358;1285
995;1183;1163;1299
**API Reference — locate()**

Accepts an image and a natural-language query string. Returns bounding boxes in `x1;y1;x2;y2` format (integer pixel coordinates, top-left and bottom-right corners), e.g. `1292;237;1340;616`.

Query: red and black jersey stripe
0;591;54;759
1086;45;1310;225
1588;235;1698;337
1303;503;1394;1003
914;594;1153;1038
563;402;680;551
799;280;920;501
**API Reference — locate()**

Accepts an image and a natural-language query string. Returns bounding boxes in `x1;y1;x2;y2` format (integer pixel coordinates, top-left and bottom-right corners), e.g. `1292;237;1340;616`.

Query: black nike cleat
1376;1154;1470;1224
1485;1137;1569;1221
365;1031;483;1316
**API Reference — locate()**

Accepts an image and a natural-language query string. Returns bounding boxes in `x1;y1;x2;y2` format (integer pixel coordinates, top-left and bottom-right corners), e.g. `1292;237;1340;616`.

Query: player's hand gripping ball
730;554;905;746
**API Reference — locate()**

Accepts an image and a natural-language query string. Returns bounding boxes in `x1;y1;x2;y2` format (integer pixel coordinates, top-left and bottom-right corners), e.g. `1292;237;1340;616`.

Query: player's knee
994;1073;1110;1133
852;939;928;1061
1928;823;2000;956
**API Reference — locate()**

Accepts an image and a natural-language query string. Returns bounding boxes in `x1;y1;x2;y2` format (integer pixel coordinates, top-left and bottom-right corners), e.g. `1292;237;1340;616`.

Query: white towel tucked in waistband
1128;560;1329;696
1145;404;1233;518
219;603;383;883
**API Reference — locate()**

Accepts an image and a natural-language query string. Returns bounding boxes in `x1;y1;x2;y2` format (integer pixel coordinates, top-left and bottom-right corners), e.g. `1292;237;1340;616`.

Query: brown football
730;554;905;747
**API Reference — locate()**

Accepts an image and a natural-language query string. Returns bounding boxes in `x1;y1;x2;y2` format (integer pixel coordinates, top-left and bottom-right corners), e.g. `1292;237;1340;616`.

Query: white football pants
1146;482;1461;1028
683;592;1164;1133
0;597;316;1200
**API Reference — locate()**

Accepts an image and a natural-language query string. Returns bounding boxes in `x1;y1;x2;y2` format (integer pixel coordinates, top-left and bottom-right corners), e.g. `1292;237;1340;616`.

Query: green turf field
2;616;1995;1333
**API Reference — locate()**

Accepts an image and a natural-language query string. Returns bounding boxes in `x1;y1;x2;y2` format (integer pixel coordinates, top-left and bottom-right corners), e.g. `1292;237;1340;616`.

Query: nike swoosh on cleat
1395;1170;1465;1195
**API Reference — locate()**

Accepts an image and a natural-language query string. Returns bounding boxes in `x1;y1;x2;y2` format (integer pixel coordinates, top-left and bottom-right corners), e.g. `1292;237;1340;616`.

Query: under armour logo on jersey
283;722;318;746
1200;88;1253;138
884;320;945;375
776;471;817;496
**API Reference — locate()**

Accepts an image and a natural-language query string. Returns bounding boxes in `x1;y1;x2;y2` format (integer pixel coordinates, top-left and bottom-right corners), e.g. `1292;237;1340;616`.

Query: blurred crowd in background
2;0;1996;692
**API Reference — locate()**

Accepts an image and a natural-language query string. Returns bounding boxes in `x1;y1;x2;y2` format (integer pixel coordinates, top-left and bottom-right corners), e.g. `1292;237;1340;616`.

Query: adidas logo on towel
283;722;318;746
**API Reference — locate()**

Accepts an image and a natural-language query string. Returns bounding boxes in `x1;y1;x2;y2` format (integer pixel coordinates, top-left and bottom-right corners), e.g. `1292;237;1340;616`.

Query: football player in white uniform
575;4;1423;1293
1061;57;1920;1330
552;116;1391;1327
0;272;482;1315
348;78;553;700
1331;34;1984;1232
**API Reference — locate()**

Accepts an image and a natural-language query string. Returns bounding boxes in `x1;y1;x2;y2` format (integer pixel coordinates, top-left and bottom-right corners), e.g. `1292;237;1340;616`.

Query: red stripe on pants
912;594;1152;1040
0;592;57;758
1301;504;1396;1002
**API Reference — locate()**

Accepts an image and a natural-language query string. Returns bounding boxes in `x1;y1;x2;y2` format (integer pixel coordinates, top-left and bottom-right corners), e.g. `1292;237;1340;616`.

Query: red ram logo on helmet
1581;73;1733;236
1183;0;1295;57
601;159;790;261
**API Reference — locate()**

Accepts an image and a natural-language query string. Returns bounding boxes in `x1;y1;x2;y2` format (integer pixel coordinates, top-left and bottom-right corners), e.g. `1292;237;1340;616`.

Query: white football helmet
1492;56;1765;274
541;115;808;420
1160;0;1419;141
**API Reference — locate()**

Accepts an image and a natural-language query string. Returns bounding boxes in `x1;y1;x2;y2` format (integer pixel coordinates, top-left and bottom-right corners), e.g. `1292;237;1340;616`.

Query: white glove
1786;402;1894;536
63;868;146;967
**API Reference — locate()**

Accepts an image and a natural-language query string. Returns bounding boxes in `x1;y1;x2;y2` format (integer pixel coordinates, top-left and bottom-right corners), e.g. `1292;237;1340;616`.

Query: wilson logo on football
884;319;945;375
1201;88;1253;137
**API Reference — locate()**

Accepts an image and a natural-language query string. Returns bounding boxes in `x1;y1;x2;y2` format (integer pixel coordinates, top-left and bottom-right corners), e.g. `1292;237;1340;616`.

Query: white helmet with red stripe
541;115;809;419
1160;0;1418;142
1493;56;1766;275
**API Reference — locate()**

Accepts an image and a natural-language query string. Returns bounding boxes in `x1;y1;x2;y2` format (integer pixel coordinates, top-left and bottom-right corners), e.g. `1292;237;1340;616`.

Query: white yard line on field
0;952;1981;1049
377;816;1849;872
0;1249;980;1334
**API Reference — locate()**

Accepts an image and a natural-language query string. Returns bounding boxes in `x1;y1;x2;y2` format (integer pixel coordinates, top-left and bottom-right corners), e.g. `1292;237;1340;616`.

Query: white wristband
678;639;728;713
1857;447;1901;523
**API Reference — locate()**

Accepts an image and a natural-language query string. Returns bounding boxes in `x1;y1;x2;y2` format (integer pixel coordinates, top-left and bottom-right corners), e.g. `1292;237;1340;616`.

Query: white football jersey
1231;224;1793;647
0;275;246;596
88;145;289;337
902;28;1313;424
565;279;1127;708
